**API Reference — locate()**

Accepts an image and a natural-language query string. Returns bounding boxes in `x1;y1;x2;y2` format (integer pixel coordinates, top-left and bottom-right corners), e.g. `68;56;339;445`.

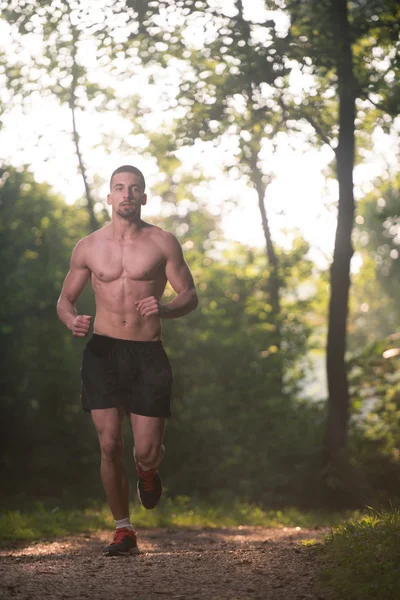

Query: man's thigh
130;413;166;450
92;407;126;442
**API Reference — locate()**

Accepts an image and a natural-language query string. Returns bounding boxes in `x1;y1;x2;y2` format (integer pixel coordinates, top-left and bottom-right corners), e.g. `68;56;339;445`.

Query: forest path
0;526;329;600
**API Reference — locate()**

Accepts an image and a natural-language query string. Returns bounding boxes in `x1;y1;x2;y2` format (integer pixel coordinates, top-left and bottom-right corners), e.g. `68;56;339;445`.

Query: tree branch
366;95;389;113
303;112;336;151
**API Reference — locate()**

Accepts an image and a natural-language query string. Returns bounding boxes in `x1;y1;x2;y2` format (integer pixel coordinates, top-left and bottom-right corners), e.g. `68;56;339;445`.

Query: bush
319;507;400;600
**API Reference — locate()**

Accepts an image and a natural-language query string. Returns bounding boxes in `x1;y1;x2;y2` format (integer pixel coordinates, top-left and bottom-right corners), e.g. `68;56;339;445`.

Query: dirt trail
0;526;329;600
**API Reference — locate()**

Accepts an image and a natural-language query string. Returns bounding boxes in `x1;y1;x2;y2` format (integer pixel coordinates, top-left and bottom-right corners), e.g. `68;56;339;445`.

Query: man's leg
130;414;166;509
92;407;129;520
92;407;139;556
131;414;166;469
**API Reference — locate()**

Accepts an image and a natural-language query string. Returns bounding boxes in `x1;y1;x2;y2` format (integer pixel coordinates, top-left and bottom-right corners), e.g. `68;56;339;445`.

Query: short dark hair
110;165;146;191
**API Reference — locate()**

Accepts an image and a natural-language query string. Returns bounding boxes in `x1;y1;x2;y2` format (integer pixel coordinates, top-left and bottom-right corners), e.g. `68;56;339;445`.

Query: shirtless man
57;165;198;556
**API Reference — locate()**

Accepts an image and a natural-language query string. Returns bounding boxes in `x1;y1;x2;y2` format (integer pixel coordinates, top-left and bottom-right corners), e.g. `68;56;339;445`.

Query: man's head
107;165;147;221
109;165;146;192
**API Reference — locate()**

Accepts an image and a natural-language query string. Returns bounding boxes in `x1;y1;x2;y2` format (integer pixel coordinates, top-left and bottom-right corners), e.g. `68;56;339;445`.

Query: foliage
119;2;294;395
0;0;125;228
282;0;399;133
0;0;117;110
0;0;398;516
0;164;322;508
3;165;400;511
120;0;399;164
121;0;399;468
0;165;99;501
347;337;400;501
152;208;318;504
279;0;399;466
356;171;400;299
349;170;400;350
318;506;400;600
0;498;353;544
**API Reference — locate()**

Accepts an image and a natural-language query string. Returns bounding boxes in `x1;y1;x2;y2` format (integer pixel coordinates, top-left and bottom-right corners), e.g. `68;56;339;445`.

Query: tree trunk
68;9;98;233
250;156;280;313
70;101;98;232
235;0;283;389
324;0;356;463
250;150;283;389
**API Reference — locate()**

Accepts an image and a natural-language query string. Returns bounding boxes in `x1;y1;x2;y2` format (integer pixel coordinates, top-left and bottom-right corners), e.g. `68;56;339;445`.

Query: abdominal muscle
91;276;163;341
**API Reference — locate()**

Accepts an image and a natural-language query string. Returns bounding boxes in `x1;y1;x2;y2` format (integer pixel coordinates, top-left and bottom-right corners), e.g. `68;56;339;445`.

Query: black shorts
81;334;172;418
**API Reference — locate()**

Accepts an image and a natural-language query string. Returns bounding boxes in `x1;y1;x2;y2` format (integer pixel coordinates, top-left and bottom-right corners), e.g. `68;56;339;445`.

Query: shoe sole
103;546;140;557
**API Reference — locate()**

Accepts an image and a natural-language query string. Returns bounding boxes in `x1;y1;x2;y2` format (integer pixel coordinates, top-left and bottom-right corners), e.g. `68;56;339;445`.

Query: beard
116;204;139;220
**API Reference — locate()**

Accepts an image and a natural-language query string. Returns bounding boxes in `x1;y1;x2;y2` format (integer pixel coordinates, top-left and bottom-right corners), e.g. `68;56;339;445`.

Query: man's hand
135;296;167;318
70;315;92;337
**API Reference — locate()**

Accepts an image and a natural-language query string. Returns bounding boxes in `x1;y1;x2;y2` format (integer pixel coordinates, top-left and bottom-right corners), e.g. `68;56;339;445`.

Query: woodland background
0;0;399;510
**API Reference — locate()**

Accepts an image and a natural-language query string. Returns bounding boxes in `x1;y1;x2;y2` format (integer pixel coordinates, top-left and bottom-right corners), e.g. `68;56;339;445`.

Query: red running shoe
103;527;139;556
136;463;163;509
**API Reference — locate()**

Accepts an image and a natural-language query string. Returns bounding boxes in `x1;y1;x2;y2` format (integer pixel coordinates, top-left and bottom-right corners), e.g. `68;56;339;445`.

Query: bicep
59;242;91;303
60;267;90;304
164;237;195;294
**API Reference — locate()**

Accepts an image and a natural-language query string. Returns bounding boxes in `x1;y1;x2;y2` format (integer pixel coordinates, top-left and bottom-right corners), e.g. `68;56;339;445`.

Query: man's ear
142;193;147;206
107;193;112;206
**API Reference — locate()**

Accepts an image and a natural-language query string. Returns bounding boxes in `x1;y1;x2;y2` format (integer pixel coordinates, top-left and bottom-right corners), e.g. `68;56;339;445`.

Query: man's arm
135;233;198;319
161;233;198;318
57;238;92;336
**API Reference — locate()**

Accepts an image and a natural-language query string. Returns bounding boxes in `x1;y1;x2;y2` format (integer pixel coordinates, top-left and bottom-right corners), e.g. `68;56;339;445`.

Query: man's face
107;172;147;220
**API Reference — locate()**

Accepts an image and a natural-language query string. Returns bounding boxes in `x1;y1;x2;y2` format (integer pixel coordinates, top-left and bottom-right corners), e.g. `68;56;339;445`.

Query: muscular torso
86;223;167;341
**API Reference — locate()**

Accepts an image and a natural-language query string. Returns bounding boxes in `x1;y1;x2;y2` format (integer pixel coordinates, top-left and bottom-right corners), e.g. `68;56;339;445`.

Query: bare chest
89;241;165;283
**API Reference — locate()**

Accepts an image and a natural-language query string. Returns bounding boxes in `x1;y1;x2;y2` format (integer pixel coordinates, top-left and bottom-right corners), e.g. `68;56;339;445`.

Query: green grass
318;506;400;600
0;503;110;545
0;496;351;545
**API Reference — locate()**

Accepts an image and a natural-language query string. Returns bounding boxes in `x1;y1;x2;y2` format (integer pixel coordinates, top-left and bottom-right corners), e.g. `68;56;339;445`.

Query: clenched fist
135;296;165;318
70;314;92;337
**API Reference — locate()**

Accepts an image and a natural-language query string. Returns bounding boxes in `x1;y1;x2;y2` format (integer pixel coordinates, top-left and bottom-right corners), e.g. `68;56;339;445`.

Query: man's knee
134;443;164;467
99;436;124;461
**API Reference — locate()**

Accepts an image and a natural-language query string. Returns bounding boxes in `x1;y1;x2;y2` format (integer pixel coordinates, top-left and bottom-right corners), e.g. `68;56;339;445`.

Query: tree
0;165;99;501
121;0;305;390
152;206;315;502
0;163;320;507
0;0;124;230
120;0;399;480
281;0;399;466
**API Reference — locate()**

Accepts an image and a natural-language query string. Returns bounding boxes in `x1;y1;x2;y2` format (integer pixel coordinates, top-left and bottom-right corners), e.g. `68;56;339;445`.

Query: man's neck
111;216;144;240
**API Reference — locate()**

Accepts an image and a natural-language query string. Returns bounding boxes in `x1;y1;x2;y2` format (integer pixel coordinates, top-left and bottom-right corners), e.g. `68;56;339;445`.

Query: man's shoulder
142;221;174;239
80;223;112;244
73;224;111;255
145;223;179;249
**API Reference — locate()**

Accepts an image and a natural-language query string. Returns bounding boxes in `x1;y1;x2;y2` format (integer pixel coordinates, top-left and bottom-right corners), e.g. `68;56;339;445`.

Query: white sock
114;517;134;531
138;462;153;472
